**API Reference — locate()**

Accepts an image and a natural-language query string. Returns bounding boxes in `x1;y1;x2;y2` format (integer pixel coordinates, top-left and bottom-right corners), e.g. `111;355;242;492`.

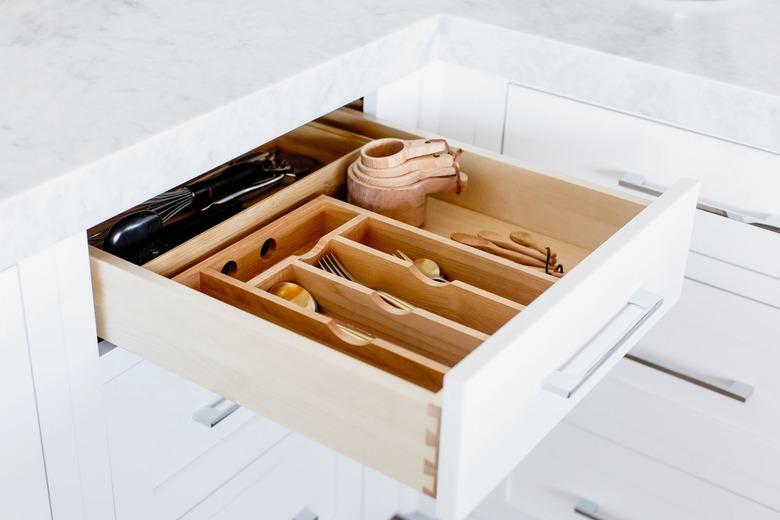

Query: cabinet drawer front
481;421;777;520
436;175;696;520
568;361;780;511
184;435;349;520
630;277;780;434
101;357;289;519
503;83;780;216
91;110;697;520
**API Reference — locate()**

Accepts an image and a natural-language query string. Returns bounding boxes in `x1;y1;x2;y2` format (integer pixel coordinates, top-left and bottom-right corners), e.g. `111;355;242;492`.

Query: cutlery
317;253;415;311
394;250;448;283
268;281;318;312
269;280;372;342
478;230;556;265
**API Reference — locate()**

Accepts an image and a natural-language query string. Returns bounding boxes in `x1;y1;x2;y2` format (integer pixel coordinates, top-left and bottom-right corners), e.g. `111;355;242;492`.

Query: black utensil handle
188;162;277;208
103;210;163;258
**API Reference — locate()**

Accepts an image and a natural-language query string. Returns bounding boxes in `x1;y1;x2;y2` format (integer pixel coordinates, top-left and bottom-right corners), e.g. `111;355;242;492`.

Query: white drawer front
102;357;289;520
631;277;780;433
569;360;780;511
437;177;697;520
481;421;777;520
503;83;780;217
182;434;359;520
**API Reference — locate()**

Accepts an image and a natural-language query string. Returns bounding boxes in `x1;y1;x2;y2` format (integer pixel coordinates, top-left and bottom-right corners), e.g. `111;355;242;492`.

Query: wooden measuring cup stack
348;138;468;226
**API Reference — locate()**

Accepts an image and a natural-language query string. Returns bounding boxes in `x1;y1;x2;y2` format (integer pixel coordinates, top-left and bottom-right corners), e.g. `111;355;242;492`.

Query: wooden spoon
510;231;550;257
450;233;547;268
395;250;448;283
477;230;556;265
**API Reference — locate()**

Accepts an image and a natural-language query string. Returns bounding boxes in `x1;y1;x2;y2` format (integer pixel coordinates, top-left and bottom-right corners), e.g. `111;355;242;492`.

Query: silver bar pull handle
544;289;663;399
292;508;318;520
193;397;239;428
619;173;780;233
625;354;754;403
575;499;603;520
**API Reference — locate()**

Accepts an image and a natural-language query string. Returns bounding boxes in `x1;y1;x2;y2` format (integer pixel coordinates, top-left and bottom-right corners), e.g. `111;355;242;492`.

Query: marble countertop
2;0;779;268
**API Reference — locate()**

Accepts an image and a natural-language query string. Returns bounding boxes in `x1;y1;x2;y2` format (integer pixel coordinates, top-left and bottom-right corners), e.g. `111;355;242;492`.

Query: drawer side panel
90;248;437;493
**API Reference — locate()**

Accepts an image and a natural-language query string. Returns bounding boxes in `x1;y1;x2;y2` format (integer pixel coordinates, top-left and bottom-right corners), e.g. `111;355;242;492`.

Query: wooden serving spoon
450;233;547;268
477;230;556;265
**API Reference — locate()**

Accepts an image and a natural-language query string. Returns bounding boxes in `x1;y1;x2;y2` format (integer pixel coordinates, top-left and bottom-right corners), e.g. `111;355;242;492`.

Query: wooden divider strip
288;262;487;365
354;216;554;305
199;268;449;391
304;236;523;335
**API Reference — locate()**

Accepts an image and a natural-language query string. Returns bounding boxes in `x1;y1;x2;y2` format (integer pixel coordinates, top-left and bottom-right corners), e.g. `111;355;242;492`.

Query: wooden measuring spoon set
347;138;468;227
451;230;564;277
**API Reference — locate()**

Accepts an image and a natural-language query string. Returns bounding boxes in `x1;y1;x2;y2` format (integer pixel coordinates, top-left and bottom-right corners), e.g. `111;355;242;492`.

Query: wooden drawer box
89;109;698;520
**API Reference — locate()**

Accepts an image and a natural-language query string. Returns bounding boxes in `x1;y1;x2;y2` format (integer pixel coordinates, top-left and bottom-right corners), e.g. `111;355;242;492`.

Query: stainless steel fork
317;253;415;311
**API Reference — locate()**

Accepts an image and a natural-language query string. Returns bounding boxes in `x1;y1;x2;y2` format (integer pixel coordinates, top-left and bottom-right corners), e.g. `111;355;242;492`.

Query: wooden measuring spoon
353;164;458;188
510;231;550;257
356;153;454;178
360;138;448;169
450;233;547;268
477;230;556;265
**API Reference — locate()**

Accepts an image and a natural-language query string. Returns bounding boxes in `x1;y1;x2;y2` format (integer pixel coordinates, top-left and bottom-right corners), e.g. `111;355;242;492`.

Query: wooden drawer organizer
91;108;699;520
171;195;538;392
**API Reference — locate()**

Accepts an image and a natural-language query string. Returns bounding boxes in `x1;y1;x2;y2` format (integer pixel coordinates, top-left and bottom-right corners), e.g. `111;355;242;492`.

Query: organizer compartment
172;196;361;288
303;237;523;335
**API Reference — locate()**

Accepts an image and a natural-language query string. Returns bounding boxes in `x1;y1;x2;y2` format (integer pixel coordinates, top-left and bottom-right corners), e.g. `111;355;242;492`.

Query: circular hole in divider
221;260;238;276
260;238;277;259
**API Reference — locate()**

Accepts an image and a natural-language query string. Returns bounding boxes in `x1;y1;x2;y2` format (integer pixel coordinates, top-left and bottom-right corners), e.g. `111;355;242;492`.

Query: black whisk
100;150;292;257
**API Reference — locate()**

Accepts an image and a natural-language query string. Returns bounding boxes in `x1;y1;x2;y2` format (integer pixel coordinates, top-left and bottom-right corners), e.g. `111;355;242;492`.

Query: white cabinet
0;266;51;520
370;63;780;518
476;422;778;520
100;351;290;519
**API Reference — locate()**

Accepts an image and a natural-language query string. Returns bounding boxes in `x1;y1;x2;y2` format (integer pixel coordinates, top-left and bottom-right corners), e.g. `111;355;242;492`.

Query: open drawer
90;108;698;520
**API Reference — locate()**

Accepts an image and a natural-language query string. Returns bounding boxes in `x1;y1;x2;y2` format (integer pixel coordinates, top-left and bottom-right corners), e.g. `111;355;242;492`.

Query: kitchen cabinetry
0;266;51;520
371;65;779;518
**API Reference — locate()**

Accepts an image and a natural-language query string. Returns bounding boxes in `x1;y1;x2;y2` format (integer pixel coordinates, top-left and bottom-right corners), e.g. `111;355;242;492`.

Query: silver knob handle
625;354;754;403
192;397;239;428
619;173;780;233
575;499;603;520
544;289;663;399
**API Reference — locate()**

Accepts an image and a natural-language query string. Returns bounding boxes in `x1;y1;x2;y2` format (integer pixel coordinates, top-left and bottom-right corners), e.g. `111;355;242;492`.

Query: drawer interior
90;107;648;498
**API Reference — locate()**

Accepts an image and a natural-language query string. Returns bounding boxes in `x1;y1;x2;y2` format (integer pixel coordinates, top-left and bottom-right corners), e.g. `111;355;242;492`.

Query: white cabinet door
0;266;50;520
18;234;115;520
485;422;778;520
181;434;362;520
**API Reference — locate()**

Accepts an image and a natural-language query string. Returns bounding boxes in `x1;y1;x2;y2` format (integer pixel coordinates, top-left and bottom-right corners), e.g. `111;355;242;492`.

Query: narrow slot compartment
252;261;486;368
172;197;363;289
345;216;555;306
302;236;523;335
198;265;449;391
